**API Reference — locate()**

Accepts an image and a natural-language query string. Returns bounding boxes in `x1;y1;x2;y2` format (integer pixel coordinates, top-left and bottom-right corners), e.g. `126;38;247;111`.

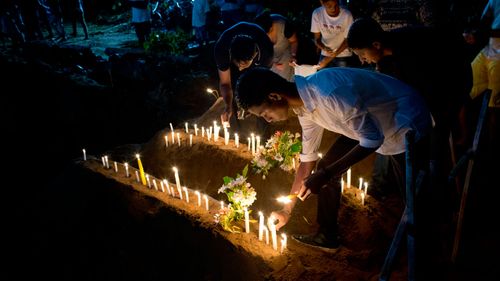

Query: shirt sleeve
298;116;324;162
214;34;231;71
254;27;274;67
310;9;320;33
342;10;354;38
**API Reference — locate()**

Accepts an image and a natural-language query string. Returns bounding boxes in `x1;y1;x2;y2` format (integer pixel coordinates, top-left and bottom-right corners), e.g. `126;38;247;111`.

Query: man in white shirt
311;0;355;69
235;67;432;250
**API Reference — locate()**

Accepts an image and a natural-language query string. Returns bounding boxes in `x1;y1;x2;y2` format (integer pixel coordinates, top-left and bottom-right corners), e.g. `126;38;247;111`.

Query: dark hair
230;34;257;62
236;67;291;110
347;18;384;49
254;10;273;33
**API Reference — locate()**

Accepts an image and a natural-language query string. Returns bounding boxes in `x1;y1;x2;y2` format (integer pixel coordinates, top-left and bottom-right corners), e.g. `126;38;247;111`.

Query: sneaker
292;232;340;252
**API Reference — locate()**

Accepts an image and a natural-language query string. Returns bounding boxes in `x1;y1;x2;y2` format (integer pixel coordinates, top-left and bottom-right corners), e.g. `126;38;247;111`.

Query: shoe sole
291;236;340;253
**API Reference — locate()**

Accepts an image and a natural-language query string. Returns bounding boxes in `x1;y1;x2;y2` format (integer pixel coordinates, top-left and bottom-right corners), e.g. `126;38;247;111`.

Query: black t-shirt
214;22;273;71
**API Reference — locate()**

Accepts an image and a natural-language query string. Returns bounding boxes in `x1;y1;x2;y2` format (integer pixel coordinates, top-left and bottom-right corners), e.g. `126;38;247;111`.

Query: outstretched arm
302;144;376;195
271;161;316;230
218;69;233;123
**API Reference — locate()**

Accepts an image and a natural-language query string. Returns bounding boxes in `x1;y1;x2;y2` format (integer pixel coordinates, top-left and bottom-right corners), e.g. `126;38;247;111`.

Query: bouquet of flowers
251;131;302;179
216;165;257;232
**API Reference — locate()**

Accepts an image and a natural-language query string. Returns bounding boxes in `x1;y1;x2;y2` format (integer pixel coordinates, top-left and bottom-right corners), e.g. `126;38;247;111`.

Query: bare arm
288;32;299;64
218;69;233;123
272;160;316;230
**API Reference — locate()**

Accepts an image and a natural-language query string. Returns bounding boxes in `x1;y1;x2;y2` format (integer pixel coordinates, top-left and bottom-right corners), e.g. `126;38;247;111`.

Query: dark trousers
317;134;429;238
133;21;151;45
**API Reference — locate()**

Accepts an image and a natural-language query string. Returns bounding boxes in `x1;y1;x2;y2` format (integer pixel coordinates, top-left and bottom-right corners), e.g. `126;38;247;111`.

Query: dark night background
2;0;498;280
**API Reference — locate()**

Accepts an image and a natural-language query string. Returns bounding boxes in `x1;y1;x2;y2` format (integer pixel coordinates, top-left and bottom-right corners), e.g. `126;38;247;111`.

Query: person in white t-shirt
311;0;356;69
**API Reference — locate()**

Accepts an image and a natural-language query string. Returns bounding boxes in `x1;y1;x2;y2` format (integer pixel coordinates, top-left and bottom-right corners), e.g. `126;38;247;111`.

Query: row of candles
85;149;288;254
165;122;263;156
316;154;369;205
341;167;369;205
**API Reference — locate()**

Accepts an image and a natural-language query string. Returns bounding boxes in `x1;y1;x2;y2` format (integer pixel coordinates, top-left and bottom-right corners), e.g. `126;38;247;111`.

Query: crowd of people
0;0;89;46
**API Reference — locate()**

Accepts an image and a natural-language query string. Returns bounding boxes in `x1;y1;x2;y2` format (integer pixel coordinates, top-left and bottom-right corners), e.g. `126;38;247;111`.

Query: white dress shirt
293;67;432;162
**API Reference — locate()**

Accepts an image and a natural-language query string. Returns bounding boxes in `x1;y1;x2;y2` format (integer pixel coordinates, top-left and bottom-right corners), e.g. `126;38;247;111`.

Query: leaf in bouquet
242;164;249;178
223;176;233;185
290;143;302;153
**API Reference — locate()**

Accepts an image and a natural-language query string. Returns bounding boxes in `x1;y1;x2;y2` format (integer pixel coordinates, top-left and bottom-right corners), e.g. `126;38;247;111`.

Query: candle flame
276;194;297;204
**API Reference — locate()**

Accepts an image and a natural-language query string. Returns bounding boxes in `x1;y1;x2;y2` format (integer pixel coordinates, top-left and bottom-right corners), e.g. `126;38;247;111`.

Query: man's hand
303;169;328;195
270;209;291;231
220;106;233;124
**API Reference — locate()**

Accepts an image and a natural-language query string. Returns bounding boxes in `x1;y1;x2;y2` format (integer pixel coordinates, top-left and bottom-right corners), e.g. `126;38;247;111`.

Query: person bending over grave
235;67;432;254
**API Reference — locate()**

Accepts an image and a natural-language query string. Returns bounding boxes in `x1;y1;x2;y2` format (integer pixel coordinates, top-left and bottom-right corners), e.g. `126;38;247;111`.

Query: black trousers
316;134;429;238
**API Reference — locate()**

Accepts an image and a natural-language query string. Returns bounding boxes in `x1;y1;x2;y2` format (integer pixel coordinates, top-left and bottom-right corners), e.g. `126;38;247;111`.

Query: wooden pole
451;90;491;263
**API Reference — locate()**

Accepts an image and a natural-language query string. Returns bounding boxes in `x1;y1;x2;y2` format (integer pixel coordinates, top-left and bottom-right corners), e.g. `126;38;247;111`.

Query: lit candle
169;180;175;197
263;225;269;245
292;158;296;170
146;174;151;188
183;187;189;203
247;137;251;151
361;191;365;205
114;161;118;173
173;167;183;200
194;124;198;136
101;156;105;167
82;149;86;161
268;216;278;251
204;194;209;211
170;122;174;132
341;178;344;193
214;125;219;142
251;133;255;155
364;182;368;195
163;179;171;195
177;132;181;146
202;126;205;138
164;135;169;148
125;163;129;177
359;177;363;190
195;191;201;207
347;168;351;188
189;134;193;146
318;153;323;159
185;122;189;133
171;131;175;144
153;179;159;191
104;155;109;169
280;233;287;254
258;211;264;241
224;129;229;145
136;154;147;186
160;180;165;192
235;133;239;148
256;136;260;153
244;207;250;233
207;128;211;141
135;170;140;182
